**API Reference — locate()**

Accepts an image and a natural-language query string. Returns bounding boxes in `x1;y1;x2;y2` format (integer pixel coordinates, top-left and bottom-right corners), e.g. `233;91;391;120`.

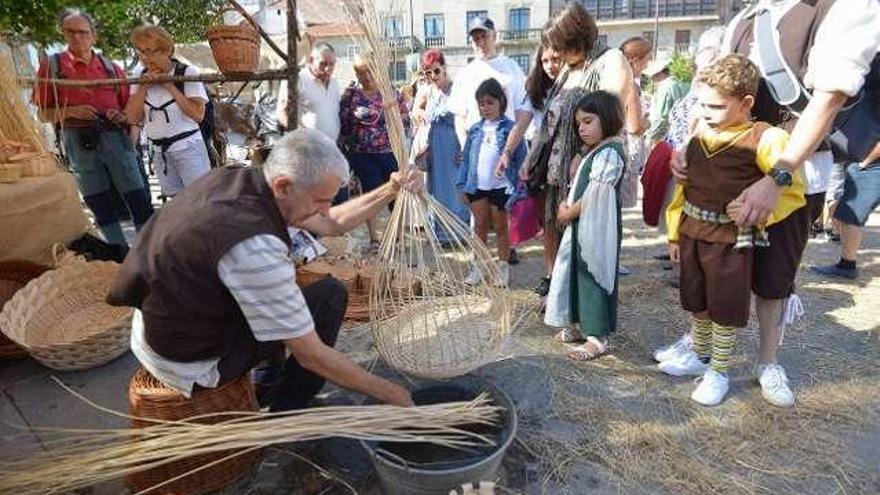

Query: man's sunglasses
422;67;443;76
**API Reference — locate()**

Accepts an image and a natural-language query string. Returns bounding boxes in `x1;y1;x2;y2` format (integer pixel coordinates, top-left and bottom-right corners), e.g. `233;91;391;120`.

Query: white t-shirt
476;120;506;191
132;64;207;151
803;150;833;194
449;55;531;129
277;68;342;141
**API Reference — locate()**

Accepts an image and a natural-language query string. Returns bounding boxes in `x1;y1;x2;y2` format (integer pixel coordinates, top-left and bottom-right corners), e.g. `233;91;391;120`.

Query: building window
675;29;691;52
424;14;444;38
388;60;407;82
345;44;359;60
384;16;404;39
642;30;655;47
511;54;530;73
466;10;488;34
508;8;530;32
597;34;608;48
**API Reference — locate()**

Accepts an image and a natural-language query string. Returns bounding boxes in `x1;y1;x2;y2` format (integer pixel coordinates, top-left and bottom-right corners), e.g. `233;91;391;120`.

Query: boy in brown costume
664;54;805;406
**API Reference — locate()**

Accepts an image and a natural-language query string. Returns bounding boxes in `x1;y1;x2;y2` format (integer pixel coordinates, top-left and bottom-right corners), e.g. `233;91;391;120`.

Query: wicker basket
0;163;23;183
126;368;261;495
0;261;132;370
0;260;50;360
206;8;260;75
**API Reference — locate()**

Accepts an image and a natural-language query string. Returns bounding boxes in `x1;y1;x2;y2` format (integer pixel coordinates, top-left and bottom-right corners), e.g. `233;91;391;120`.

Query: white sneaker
758;364;795;408
658;349;706;377
653;333;693;362
494;261;509;288
464;265;483;286
691;369;729;406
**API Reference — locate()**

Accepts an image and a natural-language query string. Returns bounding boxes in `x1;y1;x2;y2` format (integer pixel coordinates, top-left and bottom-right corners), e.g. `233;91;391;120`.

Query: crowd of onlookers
32;2;879;411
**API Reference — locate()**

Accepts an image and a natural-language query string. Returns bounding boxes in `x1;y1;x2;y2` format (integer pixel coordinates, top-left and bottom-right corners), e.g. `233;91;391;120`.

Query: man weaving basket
107;129;415;410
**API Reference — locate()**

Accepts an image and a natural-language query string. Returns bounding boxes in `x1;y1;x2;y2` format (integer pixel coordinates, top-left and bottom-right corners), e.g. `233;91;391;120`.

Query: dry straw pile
0;382;501;495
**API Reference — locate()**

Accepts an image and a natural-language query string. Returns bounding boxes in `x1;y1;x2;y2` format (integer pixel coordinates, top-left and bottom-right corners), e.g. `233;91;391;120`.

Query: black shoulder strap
172;59;187;94
95;52;122;101
48;53;63;80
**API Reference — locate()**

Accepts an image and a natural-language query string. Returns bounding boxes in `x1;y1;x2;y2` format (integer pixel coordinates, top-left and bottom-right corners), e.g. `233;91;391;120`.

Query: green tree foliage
0;0;225;57
668;51;695;84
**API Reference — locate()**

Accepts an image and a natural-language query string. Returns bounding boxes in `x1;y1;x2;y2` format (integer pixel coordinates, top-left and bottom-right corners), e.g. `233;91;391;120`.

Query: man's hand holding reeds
64;105;97;121
390;169;424;193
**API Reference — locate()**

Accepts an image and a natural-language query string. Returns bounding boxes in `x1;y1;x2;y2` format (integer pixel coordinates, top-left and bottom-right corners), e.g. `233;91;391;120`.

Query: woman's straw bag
0;260;50;360
125;368;260;494
206;7;261;75
0;258;132;370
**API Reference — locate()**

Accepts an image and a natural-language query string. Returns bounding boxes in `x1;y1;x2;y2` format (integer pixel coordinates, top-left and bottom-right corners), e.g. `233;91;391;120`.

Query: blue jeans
63;127;153;244
834;161;880;227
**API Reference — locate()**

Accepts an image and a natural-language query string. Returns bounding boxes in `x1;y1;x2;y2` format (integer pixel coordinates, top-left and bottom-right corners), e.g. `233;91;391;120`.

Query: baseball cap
644;53;673;77
468;17;495;34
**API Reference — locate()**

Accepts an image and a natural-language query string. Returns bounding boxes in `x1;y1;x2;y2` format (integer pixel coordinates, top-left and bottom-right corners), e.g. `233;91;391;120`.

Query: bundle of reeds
0;40;58;177
0;42;44;152
0;388;500;495
335;0;521;379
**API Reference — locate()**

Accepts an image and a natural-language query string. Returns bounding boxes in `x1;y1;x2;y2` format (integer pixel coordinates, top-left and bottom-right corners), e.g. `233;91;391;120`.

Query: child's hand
726;198;744;220
557;203;571;226
495;152;509;178
668;242;680;264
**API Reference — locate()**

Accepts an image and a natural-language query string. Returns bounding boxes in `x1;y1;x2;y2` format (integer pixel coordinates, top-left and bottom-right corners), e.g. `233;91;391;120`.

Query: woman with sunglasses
414;49;471;245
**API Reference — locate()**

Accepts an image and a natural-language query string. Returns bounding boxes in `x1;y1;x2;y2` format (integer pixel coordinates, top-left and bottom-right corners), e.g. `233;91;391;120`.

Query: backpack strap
752;7;806;107
48;52;64;80
95;52;123;105
172;59;187;94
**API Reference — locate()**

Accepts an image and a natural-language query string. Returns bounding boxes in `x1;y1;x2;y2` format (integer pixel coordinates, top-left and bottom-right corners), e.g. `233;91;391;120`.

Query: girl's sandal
567;337;608;361
553;328;584;344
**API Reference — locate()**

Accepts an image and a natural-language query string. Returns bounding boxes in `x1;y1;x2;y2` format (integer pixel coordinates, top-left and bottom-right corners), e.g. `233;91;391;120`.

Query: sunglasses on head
423;67;443;76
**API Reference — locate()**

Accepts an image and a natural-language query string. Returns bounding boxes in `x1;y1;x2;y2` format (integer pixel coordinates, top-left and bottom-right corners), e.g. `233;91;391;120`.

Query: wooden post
286;0;298;130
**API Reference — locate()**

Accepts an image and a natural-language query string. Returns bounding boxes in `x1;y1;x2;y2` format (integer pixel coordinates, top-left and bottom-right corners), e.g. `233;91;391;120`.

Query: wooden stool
125;368;261;494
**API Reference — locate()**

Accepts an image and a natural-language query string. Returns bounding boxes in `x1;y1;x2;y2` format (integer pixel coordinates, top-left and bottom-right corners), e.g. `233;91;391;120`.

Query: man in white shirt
277;43;342;140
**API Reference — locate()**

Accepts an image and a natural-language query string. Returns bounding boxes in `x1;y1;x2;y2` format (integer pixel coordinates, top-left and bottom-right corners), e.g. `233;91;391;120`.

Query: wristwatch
768;166;793;187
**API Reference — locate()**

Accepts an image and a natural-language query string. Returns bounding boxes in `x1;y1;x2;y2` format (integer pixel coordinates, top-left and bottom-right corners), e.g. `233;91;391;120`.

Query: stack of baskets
0;259;132;370
296;260;370;321
206;7;261;75
0;260;50;360
126;368;261;494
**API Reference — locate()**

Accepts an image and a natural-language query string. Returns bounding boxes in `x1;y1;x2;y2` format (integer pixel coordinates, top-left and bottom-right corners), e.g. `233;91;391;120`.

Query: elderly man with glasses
33;8;154;248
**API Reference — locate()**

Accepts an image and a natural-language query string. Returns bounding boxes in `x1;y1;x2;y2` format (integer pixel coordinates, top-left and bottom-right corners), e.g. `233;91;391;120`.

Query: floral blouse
339;83;411;154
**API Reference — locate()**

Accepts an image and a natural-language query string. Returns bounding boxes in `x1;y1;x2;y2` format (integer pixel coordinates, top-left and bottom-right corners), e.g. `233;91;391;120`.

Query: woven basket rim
0;261;132;350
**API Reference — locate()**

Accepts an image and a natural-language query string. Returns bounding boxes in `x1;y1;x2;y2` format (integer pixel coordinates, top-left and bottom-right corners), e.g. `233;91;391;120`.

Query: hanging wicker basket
0;260;50;360
126;368;261;495
206;7;261;75
0;260;132;370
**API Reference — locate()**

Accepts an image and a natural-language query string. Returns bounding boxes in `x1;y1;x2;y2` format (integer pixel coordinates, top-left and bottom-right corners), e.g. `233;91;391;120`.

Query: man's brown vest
107;166;291;362
728;0;835;134
681;123;771;243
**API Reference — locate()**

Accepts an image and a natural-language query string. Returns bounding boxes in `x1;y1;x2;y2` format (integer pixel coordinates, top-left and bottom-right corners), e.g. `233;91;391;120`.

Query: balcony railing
674;42;691;53
498;28;542;44
425;36;445;48
554;0;718;20
387;36;421;51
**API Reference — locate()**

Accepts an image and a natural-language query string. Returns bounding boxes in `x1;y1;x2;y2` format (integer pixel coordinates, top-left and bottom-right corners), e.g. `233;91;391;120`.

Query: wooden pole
20;69;293;88
286;0;299;130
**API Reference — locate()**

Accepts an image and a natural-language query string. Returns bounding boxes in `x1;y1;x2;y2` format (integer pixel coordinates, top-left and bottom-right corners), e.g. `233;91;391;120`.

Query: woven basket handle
208;6;246;27
51;243;86;267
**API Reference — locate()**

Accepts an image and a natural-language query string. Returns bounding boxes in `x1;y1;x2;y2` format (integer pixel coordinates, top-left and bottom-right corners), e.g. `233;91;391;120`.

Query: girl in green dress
544;91;627;361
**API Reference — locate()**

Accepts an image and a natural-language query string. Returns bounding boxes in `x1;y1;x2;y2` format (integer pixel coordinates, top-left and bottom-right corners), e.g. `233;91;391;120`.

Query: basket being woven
126;368;261;495
0;261;132;370
0;260;50;360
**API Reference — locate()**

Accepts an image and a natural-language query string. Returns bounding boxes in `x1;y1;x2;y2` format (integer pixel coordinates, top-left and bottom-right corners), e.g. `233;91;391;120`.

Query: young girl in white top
456;78;526;287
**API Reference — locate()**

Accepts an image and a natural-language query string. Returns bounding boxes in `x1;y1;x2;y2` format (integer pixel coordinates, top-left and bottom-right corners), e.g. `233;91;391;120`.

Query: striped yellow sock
710;323;736;374
692;317;712;359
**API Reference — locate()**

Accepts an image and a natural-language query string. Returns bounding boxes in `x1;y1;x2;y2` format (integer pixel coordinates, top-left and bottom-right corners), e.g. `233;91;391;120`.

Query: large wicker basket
297;261;369;321
206;8;260;75
0;260;50;360
126;368;261;494
0;261;132;370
